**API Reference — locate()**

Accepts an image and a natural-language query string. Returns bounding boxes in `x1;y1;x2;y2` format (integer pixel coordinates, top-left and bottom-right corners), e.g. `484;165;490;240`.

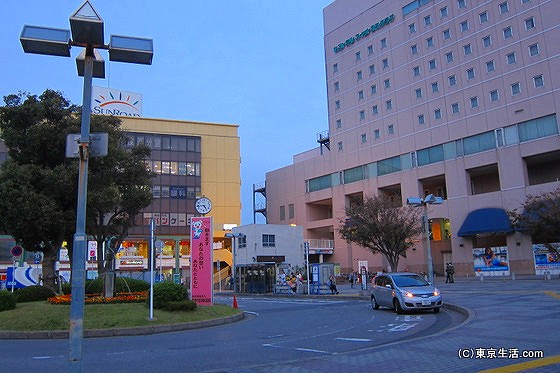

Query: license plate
421;300;431;306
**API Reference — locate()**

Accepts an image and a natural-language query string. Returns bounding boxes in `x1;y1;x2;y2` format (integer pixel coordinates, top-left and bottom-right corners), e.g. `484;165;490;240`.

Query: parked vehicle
370;272;442;314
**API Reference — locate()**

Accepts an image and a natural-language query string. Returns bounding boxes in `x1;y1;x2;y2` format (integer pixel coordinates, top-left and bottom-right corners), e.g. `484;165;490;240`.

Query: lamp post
406;194;443;283
20;2;152;371
225;232;244;293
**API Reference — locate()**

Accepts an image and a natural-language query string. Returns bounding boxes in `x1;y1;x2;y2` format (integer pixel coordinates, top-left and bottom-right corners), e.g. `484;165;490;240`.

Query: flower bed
48;291;148;305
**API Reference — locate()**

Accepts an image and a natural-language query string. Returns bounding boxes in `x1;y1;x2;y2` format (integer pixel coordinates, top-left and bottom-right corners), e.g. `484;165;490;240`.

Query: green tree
338;194;422;272
0;90;153;293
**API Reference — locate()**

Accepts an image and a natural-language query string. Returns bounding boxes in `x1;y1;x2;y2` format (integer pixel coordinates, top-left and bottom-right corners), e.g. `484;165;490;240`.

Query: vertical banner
190;217;213;306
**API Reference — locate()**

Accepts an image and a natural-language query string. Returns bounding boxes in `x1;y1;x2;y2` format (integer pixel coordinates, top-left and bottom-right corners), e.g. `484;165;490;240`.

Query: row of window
279;204;295;221
310;114;557;192
404;0;531;18
126;133;201;153
236;234;275;248
145;160;200;176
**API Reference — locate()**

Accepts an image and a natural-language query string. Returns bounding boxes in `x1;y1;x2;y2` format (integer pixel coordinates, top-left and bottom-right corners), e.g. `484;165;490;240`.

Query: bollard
480;273;484;281
511;272;516;281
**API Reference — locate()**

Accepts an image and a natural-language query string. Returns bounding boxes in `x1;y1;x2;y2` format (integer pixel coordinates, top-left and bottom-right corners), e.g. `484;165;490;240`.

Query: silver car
370;272;442;314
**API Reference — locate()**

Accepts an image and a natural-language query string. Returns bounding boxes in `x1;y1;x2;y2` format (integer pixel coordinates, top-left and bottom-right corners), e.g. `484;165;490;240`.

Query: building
263;0;560;277
0;116;241;284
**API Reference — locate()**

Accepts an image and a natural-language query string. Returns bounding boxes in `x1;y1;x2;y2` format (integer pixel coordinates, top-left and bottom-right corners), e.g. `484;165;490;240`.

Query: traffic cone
232;295;238;309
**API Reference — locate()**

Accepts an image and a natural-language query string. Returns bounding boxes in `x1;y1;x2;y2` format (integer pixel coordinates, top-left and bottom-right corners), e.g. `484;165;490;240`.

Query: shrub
115;277;150;293
150;282;188;309
61;282;72;294
160;300;197;312
15;286;55;302
0;291;17;312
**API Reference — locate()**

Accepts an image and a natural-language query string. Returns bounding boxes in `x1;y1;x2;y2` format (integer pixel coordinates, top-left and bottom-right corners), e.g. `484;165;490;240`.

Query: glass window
525;17;535;30
451;102;460;113
518;114;559;141
458;0;466;9
426;37;434;48
440;7;448;18
503;26;513;39
534;75;544;88
415;88;422;98
361;133;367;144
280;205;286;221
409;23;416;33
170;137;180;151
470;96;479;108
152;185;161;199
383;58;389;69
386;100;393;110
466;68;475;80
288;204;295;219
374;129;380;139
429;59;437;70
388;124;395;134
372;105;379;115
443;29;451;40
262;234;275;247
511;82;521;95
486;60;495;72
480;11;488;23
152;161;162;174
368;45;374;55
359;110;365;120
507;52;516;64
435;108;442;119
448;74;457;86
358;90;364;100
369;64;376;74
357;71;363;80
499;2;509;14
161;161;171;174
384;79;391;88
424;15;432;26
463;44;472;55
432;82;439;93
490;89;499;102
335;100;340;109
170;162;178;175
161;136;170;150
446;52;454;63
463;131;496;155
460;21;469;32
333;63;338;73
482;35;492;47
417;145;444;166
411;44;418;55
413;66;420;76
161;186;170;198
529;43;539;56
338;141;343;151
178;162;187;175
371;84;377;95
418;114;425;124
344;166;365;184
355;51;361;61
334;81;340;91
377;156;401;176
521;0;531;4
381;38;387;48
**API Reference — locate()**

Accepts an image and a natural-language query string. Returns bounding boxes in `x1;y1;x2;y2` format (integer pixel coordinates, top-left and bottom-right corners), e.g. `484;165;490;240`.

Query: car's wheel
393;299;403;314
433;307;440;313
371;295;379;310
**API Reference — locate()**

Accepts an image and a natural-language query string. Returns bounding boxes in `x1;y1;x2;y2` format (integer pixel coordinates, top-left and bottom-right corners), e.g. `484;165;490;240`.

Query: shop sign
334;14;395;53
91;86;142;117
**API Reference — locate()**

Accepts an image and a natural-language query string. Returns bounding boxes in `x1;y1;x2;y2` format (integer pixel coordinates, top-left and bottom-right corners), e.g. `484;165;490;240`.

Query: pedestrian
448;263;455;283
349;272;356;289
445;263;455;283
328;275;339;294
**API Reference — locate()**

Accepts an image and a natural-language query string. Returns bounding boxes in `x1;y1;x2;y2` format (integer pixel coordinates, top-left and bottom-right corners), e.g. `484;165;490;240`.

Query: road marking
542;290;560;300
295;348;330;354
478;354;560;373
32;355;64;360
335;337;373;342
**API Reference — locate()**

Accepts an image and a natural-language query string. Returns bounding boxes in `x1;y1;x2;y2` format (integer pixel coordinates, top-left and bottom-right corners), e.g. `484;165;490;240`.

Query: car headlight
433;288;440;296
403;290;414;298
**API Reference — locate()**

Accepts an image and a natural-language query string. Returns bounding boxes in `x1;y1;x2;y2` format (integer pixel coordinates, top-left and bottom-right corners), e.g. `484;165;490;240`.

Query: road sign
155;240;164;249
11;246;23;257
34;252;42;264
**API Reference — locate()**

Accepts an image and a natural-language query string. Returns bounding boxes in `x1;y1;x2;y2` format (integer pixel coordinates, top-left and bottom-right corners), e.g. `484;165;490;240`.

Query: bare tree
338;194;422;272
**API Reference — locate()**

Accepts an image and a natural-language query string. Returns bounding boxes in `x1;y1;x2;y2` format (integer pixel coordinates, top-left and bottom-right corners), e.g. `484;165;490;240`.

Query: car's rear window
392;275;428;287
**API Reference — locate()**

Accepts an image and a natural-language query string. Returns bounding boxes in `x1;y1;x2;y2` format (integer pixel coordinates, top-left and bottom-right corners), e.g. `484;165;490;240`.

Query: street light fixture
20;2;152;371
406;194;443;283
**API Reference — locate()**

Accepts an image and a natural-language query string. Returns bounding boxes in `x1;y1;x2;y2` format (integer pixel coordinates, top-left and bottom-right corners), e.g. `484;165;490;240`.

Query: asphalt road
0;295;461;372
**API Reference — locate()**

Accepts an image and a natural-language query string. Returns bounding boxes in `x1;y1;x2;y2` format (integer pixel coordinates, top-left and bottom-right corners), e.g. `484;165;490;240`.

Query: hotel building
264;0;560;276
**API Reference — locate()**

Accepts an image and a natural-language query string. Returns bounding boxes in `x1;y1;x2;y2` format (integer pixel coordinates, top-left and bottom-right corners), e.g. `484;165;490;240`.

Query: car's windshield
392;275;429;287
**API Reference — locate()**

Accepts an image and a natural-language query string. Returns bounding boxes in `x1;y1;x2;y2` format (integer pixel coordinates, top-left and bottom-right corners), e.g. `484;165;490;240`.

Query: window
371;84;377;95
355;51;361;61
426;37;434;48
382;58;389;69
443;29;451;40
446;52;454;63
480;11;488;23
359;110;365;120
409;23;416;33
361;133;367;144
429;59;437;70
440;6;448;18
388;124;395;134
337;141;343;151
463;43;472;55
499;2;509;14
424;15;432;26
451;102;460;113
434;108;442;119
458;0;466;9
466;68;475;80
288;204;294;219
381;38;387;48
490;89;499;102
522;0;531;3
386;100;393;110
470;96;479;108
460;21;469;32
280;205;286;221
262;234;275;247
413;66;420;76
507;52;516;65
384;78;391;88
336;119;342;128
415;88;422;98
411;44;418;55
333;63;338;73
369;64;376;74
374;129;380;139
418;114;425;124
357;71;363;80
503;26;513;39
372;105;379;114
486;60;495;72
482;35;492;47
335;100;340;109
511;82;521;95
529;43;539;56
525;17;535;30
358;90;364;100
368;45;374;55
534;74;544;88
334;81;340;91
448;74;457;86
431;82;439;93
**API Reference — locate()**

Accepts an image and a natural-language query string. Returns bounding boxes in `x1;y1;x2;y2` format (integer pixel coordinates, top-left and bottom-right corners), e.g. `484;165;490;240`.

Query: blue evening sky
1;1;333;225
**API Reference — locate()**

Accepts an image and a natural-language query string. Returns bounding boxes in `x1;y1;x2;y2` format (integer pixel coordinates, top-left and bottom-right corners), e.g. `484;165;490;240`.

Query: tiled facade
265;0;560;276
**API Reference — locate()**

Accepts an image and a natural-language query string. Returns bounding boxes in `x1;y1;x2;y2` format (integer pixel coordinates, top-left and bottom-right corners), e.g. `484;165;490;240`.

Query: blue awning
457;208;514;237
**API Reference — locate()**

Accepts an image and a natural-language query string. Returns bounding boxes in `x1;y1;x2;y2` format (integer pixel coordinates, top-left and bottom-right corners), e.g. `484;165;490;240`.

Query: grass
0;301;241;331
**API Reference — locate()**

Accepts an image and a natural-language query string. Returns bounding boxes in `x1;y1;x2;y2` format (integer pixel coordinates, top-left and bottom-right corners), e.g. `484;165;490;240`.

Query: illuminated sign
91;86;142;117
190;217;213;306
334;14;395;53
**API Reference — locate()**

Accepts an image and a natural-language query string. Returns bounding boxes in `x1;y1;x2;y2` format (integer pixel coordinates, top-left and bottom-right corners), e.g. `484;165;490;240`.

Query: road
0;295;461;372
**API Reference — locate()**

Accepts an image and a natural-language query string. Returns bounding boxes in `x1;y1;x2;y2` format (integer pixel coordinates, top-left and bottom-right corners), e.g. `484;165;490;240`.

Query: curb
0;312;245;340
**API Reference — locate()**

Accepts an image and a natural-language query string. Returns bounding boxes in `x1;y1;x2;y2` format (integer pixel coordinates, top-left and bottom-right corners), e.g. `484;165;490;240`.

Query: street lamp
225;232;244;293
20;2;152;371
406;194;443;283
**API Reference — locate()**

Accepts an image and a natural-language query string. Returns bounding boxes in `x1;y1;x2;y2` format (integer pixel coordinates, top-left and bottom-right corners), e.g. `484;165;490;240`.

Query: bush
81;277;150;295
160;300;197;312
61;282;72;294
0;291;17;312
150;282;188;309
15;286;55;303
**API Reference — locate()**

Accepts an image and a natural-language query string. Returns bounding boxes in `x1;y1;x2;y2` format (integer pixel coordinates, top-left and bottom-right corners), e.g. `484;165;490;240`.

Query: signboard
473;246;510;276
6;266;41;289
66;133;109;158
190;217;213;306
11;245;23;257
533;243;560;274
92;86;142;117
88;241;98;260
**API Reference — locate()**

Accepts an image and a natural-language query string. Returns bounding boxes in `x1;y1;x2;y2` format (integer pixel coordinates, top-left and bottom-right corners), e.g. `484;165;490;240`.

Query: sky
1;0;333;225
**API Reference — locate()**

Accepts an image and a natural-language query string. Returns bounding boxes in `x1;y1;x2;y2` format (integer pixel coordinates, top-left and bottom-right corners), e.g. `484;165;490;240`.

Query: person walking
445;263;455;283
328;275;339;294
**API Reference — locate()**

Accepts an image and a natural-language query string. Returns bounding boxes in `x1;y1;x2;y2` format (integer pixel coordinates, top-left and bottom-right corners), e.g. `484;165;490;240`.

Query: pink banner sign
190;217;213;306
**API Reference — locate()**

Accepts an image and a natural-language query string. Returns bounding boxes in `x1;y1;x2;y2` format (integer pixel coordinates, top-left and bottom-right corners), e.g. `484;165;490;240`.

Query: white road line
295;348;330;354
335;337;373;342
32;355;65;360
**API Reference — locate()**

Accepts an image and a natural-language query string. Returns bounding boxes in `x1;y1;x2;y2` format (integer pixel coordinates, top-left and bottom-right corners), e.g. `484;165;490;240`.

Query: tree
509;187;560;256
0;90;153;293
338;194;422;272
